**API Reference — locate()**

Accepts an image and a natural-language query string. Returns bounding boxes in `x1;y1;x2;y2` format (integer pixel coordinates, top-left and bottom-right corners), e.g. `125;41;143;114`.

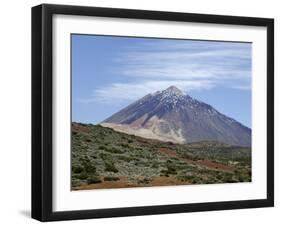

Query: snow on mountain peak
164;86;183;96
154;86;185;108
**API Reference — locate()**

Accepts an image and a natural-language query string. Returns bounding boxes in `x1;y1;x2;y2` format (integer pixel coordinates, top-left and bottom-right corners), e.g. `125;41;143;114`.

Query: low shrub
105;146;124;154
104;176;120;181
105;161;118;173
99;145;106;150
151;161;159;168
87;176;102;184
71;179;81;188
99;152;111;161
137;177;151;184
118;155;136;162
83;162;96;174
216;173;223;180
160;169;170;177
177;174;194;182
121;143;130;148
77;172;88;180
72;165;83;174
166;161;177;175
85;138;92;142
191;177;202;184
222;173;236;183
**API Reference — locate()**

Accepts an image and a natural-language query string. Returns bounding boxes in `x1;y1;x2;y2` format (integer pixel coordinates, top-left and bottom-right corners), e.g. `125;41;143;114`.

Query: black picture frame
32;3;274;222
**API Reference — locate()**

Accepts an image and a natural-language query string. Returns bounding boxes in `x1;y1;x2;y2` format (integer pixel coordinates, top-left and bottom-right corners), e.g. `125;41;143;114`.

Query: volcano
101;86;251;146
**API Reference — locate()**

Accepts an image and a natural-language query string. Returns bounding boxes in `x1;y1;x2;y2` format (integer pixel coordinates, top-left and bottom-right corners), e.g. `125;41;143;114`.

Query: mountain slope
101;86;251;146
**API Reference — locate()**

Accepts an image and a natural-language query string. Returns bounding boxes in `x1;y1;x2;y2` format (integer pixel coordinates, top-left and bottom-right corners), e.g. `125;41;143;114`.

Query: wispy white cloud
232;85;252;90
79;40;251;104
117;42;251;81
78;80;215;104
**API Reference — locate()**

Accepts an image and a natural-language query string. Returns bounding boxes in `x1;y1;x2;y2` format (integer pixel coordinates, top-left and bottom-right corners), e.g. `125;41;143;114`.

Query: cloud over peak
79;39;251;104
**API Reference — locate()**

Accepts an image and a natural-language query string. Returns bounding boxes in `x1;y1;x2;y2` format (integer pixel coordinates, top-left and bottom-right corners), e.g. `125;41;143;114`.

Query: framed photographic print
32;4;274;221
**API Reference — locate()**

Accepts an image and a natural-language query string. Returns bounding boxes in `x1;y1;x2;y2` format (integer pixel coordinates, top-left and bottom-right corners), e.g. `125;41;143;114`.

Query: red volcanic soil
158;147;178;158
72;123;91;134
150;176;190;187
76;177;135;190
74;176;190;191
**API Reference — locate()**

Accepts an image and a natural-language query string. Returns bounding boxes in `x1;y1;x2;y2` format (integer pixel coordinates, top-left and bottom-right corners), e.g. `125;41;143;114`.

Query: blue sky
72;34;252;128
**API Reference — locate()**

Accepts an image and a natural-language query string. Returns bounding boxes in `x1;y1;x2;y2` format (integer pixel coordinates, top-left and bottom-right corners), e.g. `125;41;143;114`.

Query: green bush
105;146;124;154
99;152;111;161
121;143;130;148
83;162;96;174
177;174;194;182
71;179;81;188
72;165;83;174
104;161;118;173
191;177;201;184
137;177;151;184
85;138;92;142
104;176;120;181
166;162;177;175
215;173;223;180
160;169;171;177
87;176;102;184
77;172;88;180
134;161;150;167
151;161;159;168
99;145;106;150
118;155;135;162
222;173;236;183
